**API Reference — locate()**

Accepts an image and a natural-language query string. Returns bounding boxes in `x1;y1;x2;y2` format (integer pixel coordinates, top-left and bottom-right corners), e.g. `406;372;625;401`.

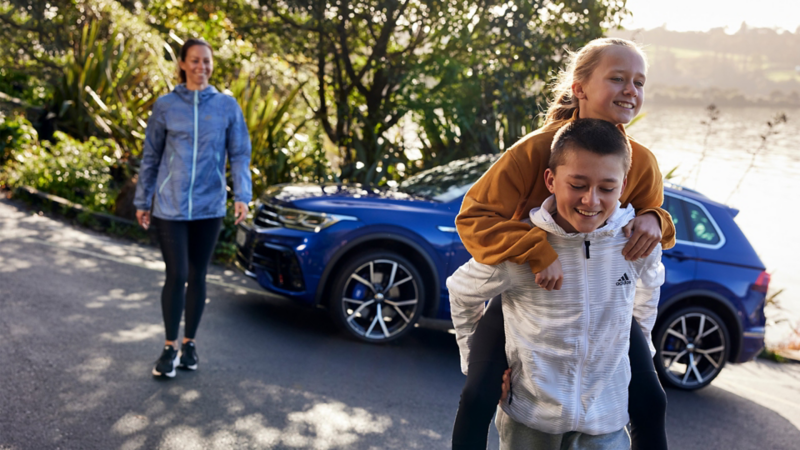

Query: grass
759;348;792;363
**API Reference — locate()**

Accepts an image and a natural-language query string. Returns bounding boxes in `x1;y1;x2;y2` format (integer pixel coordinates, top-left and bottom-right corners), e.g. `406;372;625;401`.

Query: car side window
683;201;721;245
662;195;690;242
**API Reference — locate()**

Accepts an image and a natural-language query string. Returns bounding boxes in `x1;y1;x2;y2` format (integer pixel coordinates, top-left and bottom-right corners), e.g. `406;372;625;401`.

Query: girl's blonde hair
543;38;647;126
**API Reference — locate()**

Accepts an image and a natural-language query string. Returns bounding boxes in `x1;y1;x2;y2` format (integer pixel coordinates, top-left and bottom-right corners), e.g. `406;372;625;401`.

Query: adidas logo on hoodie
616;273;632;286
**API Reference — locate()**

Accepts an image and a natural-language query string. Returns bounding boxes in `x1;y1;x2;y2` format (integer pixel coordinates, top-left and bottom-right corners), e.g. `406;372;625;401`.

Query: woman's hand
136;210;151;230
535;257;563;291
622;212;661;260
234;201;248;225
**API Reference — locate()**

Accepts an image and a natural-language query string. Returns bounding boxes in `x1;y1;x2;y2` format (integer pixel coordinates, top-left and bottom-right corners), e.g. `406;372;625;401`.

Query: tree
260;0;629;183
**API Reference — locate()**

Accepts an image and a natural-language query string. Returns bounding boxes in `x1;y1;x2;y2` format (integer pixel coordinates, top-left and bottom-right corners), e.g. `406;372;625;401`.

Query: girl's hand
499;368;512;403
622;212;661;260
136;210;151;230
535;257;563;291
234;201;248;225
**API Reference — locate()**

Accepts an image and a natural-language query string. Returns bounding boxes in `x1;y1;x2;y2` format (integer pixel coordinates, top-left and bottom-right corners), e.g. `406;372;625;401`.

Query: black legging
153;216;222;342
452;296;668;450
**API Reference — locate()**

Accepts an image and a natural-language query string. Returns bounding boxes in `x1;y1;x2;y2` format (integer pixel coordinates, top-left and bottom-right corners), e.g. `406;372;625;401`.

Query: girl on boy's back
451;38;675;450
449;118;665;449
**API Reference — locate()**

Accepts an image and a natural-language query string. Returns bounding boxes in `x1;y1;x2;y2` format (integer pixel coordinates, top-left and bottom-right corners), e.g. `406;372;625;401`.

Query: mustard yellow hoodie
455;114;676;274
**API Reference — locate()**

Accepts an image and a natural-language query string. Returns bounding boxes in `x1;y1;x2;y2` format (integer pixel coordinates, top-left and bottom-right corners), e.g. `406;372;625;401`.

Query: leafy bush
6;125;123;213
213;198;240;263
0;69;50;106
0;113;39;180
229;71;334;199
51;21;163;158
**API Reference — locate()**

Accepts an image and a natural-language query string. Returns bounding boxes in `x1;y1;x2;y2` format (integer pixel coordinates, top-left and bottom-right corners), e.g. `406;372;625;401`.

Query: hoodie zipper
188;90;199;220
574;237;591;431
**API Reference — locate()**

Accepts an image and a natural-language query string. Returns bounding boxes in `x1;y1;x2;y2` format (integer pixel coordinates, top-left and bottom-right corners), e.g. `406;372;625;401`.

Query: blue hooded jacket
134;84;252;220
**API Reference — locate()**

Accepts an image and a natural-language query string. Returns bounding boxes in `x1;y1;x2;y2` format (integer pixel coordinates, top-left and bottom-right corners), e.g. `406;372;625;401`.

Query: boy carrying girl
447;119;665;450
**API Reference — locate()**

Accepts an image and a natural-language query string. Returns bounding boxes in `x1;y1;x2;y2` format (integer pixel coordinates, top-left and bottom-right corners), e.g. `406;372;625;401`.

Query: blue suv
235;155;769;390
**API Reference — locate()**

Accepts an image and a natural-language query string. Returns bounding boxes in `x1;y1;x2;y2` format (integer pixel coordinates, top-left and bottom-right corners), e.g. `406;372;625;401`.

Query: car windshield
398;154;500;202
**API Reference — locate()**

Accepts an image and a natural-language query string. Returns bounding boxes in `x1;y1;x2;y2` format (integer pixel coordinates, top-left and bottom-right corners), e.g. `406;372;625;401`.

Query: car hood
260;183;447;213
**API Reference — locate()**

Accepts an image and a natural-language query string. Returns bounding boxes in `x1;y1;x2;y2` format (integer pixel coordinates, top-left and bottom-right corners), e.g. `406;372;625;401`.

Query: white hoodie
447;196;664;436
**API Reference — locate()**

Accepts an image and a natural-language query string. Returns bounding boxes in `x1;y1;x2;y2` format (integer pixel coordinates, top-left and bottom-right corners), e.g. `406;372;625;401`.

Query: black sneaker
179;341;198;370
152;345;179;378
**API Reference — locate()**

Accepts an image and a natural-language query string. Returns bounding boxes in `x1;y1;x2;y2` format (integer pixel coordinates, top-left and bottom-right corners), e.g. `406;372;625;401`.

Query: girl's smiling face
573;46;646;125
179;44;213;90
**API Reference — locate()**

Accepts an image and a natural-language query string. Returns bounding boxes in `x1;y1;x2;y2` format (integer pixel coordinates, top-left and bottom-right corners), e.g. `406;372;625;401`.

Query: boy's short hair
550;119;632;174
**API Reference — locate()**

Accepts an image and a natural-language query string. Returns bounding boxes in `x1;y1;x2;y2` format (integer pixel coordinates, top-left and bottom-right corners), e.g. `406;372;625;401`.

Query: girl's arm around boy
455;134;676;275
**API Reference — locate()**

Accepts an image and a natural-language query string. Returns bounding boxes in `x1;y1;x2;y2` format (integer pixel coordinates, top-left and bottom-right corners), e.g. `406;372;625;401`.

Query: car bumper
738;327;766;362
235;223;319;303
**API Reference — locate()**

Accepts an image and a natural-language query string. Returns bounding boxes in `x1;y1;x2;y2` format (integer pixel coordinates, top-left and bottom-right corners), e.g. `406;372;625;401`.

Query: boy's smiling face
544;147;627;234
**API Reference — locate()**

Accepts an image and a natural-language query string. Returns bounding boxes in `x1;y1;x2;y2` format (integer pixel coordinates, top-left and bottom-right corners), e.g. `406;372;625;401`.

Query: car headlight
258;203;357;232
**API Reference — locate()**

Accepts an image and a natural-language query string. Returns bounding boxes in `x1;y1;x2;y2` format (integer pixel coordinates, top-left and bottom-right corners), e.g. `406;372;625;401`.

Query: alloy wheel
335;255;423;342
657;308;729;390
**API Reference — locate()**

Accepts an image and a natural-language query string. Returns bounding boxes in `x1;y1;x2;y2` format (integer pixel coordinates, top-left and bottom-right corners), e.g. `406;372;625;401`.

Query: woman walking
134;38;252;378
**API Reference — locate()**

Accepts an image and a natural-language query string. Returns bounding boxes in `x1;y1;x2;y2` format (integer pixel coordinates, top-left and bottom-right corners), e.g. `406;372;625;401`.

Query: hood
262;183;432;204
260;183;448;219
529;195;635;240
173;84;219;104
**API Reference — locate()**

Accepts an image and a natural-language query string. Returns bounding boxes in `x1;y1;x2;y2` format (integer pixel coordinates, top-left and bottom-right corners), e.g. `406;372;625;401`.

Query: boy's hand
499;368;512;403
535;258;563;290
622;212;661;260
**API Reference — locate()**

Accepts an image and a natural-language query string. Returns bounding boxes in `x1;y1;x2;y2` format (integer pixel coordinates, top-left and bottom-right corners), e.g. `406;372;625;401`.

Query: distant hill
609;25;800;107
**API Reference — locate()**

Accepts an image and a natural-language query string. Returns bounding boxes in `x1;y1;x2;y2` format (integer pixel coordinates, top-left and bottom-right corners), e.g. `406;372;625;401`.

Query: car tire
330;250;426;343
654;306;730;390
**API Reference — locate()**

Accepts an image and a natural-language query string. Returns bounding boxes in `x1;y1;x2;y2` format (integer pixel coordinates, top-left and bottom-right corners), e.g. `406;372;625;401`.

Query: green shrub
0;113;39;180
213;199;239;263
6;128;122;213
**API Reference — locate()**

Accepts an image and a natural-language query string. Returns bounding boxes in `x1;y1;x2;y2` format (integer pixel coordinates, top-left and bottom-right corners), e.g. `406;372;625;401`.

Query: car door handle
665;251;690;261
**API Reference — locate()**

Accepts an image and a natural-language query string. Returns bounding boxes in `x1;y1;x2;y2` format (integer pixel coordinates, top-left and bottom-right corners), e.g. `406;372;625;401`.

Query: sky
622;0;800;33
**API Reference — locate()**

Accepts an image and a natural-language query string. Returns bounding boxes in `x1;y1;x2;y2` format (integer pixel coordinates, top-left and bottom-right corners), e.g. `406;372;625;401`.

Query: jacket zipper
574;237;591;430
188;90;199;220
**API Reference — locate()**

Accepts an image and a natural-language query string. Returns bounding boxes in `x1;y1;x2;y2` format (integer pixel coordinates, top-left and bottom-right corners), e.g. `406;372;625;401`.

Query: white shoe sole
152;354;179;378
178;348;198;370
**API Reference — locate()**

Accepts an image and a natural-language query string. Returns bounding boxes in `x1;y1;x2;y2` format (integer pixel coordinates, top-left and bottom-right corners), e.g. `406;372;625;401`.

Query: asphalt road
1;197;799;450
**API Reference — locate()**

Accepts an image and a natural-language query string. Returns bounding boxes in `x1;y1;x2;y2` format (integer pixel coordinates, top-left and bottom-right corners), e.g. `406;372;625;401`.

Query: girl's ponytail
543;38;647;127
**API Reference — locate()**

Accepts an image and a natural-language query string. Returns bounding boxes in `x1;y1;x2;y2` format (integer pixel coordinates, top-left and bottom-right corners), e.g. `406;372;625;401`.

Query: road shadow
0;201;464;449
665;384;800;450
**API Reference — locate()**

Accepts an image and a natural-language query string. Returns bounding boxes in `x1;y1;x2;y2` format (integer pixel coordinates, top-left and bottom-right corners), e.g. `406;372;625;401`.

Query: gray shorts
495;407;630;450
